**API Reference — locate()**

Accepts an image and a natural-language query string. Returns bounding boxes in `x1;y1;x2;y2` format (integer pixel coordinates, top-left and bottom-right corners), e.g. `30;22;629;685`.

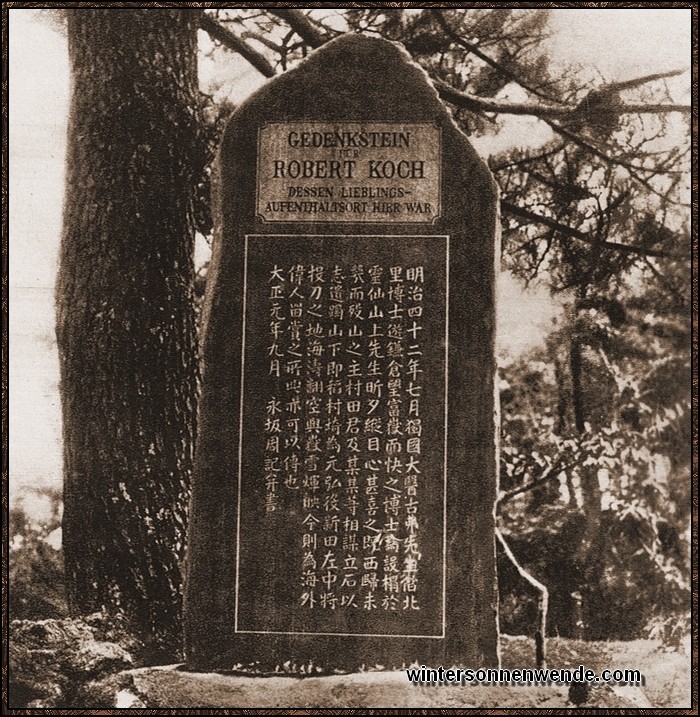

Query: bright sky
548;8;691;79
8;8;692;513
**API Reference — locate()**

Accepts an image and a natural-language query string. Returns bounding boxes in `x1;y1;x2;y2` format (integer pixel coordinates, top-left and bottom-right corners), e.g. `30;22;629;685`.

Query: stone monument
185;34;500;671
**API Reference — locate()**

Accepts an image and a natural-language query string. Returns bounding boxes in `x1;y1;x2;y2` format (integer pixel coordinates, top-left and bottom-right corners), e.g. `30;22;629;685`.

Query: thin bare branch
643;257;689;307
498;458;584;504
200;13;276;78
604;103;691;115
489;144;566;172
496;529;549;668
241;30;284;54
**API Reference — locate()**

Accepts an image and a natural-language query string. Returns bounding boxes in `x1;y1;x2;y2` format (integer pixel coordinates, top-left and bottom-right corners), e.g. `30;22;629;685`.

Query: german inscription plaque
257;123;442;223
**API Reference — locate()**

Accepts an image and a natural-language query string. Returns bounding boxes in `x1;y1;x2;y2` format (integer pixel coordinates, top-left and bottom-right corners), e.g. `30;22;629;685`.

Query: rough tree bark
56;9;201;658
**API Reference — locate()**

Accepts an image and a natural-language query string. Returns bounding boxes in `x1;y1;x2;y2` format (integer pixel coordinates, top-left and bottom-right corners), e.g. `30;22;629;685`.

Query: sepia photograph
6;4;695;711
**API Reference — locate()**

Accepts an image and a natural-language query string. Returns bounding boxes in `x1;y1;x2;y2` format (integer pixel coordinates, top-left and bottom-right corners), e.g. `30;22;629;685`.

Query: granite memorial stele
184;33;500;671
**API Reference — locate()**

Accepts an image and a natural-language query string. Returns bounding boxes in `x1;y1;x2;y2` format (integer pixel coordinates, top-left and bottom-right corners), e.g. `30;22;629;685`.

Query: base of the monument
185;632;499;673
102;665;583;709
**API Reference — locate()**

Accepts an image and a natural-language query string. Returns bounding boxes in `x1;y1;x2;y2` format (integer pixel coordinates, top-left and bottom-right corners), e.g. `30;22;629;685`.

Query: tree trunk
56;9;201;659
569;331;605;639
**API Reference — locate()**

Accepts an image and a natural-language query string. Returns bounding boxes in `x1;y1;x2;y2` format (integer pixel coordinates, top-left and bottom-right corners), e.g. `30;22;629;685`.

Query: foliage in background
497;282;690;639
10;488;66;621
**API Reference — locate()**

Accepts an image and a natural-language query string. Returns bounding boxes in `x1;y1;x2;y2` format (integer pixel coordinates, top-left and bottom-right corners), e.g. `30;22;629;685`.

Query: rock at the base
88;666;641;709
9;615;136;708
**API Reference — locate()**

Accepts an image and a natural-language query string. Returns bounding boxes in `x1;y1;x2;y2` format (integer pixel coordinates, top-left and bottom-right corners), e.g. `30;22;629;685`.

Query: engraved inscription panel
236;234;448;636
256;123;442;224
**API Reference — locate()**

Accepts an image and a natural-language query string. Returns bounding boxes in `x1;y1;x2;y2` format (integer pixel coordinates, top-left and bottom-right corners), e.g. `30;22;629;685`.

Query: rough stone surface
90;636;690;709
185;33;499;671
8;615;136;708
88;665;642;709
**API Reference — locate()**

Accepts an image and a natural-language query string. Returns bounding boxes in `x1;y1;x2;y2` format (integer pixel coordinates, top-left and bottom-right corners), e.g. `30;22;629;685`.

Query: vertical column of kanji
300;259;324;612
340;264;361;612
265;263;287;517
402;265;425;612
315;263;340;612
363;264;383;615
379;265;401;612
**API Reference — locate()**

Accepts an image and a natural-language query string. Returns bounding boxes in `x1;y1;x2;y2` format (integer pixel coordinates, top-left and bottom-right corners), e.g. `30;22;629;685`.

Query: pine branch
502;201;687;260
605;69;686;92
433;79;564;116
543;119;689;206
269;9;328;48
434;79;690;119
432;9;559;104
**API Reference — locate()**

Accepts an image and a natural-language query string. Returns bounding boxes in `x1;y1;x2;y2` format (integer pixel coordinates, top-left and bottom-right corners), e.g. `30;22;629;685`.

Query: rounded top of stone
299;32;419;77
310;32;409;57
227;30;440;125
